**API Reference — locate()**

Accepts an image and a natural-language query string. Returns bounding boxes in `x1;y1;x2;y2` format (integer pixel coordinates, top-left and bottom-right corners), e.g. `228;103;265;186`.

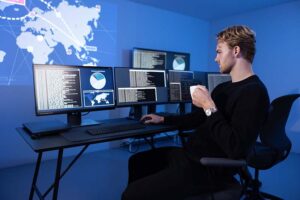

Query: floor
0;138;299;200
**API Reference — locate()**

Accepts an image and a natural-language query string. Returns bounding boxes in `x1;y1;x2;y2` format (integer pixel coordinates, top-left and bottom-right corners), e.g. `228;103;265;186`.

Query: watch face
205;109;212;116
205;107;217;116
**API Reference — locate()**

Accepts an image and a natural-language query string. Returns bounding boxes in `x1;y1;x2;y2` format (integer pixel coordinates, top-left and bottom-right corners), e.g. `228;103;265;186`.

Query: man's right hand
140;114;164;124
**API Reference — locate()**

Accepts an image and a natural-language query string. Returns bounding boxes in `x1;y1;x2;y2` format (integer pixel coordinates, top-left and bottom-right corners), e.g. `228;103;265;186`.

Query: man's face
214;41;236;74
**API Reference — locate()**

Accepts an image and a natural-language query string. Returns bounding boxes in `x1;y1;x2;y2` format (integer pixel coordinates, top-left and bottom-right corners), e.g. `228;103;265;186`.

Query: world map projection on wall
0;0;117;85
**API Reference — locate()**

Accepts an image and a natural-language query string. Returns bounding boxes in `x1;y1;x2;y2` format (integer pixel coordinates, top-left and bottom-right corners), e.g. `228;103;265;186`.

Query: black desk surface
17;118;178;153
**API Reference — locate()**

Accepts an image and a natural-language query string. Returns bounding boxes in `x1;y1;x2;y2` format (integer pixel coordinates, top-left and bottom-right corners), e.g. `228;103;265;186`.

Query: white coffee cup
190;85;197;96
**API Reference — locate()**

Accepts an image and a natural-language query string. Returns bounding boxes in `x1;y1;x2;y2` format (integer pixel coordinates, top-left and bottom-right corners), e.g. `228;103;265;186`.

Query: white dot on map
36;35;44;42
14;8;20;12
56;12;62;18
27;46;34;53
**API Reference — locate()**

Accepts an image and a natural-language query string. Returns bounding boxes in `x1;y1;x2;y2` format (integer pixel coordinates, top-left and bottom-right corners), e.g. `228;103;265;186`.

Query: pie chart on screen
90;72;106;89
173;57;186;70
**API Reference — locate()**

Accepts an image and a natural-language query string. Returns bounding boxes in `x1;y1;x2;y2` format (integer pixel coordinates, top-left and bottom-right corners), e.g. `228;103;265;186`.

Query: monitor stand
67;112;99;127
127;105;143;120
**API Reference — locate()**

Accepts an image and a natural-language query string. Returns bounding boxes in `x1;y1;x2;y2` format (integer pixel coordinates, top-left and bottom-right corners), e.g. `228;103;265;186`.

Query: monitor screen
133;48;190;71
166;51;190;71
168;70;195;102
133;48;167;70
33;64;115;117
114;67;168;106
207;73;231;93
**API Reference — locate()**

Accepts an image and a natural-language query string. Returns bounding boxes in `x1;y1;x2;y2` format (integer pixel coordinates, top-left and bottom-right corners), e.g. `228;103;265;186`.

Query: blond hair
217;25;256;63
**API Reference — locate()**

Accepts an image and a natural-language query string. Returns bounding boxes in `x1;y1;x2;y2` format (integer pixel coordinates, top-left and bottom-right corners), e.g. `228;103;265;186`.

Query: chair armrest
200;157;247;168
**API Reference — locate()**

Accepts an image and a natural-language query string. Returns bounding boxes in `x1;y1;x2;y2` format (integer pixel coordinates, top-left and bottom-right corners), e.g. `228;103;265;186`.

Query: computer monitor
193;71;208;87
114;67;168;107
33;64;115;126
207;72;231;93
166;51;190;71
133;48;167;70
168;70;199;103
133;48;190;71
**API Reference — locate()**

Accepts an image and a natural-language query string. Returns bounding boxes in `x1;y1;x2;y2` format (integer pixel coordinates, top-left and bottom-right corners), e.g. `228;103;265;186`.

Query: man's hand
140;114;164;124
191;85;216;110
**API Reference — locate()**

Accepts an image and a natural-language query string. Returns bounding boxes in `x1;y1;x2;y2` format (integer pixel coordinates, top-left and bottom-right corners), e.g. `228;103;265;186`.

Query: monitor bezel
32;64;116;116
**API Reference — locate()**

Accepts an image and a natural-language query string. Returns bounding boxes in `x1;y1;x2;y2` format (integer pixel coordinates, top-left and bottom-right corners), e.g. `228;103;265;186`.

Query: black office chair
244;94;300;200
181;94;300;200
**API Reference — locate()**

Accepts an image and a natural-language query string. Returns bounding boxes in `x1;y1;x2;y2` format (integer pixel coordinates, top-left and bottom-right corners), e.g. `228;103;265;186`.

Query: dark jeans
122;146;212;200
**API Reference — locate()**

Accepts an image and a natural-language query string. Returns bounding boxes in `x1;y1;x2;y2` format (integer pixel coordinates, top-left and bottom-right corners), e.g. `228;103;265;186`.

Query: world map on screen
84;91;113;107
0;0;117;85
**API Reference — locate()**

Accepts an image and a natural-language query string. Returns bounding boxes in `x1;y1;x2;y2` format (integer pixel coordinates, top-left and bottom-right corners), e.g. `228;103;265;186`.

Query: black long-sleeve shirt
165;75;270;160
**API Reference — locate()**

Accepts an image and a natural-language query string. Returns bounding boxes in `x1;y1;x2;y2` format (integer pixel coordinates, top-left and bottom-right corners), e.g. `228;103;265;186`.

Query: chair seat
247;142;278;170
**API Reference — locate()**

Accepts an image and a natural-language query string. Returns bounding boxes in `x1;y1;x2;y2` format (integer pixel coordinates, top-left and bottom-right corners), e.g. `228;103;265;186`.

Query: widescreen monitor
114;67;168;106
168;70;199;103
133;48;167;70
33;64;115;126
133;48;190;71
207;73;232;93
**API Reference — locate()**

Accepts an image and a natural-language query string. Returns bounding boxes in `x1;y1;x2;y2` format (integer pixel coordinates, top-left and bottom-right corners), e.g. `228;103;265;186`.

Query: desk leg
29;152;43;200
53;148;63;200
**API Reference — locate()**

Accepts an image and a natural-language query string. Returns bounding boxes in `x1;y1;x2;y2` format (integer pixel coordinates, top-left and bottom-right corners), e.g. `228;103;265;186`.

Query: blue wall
0;0;209;168
208;1;300;153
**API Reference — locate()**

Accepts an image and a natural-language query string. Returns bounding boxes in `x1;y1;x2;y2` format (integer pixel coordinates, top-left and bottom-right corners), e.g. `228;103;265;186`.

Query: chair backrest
260;94;300;161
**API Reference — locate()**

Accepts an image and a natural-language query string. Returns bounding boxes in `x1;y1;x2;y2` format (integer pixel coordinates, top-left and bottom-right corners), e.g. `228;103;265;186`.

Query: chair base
242;169;283;200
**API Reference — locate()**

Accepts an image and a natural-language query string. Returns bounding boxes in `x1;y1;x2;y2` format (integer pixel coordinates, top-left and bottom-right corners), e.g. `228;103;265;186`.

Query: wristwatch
204;107;218;117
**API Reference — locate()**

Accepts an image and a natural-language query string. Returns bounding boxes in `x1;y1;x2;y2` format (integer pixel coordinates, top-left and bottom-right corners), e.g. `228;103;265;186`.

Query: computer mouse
140;116;152;124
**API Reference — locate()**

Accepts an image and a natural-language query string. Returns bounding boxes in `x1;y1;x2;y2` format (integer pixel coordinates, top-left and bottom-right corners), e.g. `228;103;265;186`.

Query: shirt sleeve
164;110;206;130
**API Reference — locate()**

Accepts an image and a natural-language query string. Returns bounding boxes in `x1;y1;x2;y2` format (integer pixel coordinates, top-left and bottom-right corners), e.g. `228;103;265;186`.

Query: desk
17;118;177;200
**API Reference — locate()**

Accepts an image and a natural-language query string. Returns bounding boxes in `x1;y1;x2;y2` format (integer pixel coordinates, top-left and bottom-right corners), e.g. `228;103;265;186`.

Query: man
122;25;270;200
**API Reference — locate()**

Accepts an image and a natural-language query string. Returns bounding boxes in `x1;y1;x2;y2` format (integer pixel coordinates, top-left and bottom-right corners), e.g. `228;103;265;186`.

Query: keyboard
87;122;146;135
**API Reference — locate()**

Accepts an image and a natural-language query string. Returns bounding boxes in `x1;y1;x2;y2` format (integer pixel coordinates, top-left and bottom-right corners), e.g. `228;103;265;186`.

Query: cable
176;104;180;114
81;112;90;116
128;138;140;153
163;132;174;140
120;138;140;153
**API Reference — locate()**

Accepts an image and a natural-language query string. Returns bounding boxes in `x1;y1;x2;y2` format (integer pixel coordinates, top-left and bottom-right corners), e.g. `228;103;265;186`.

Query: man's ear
233;46;241;57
